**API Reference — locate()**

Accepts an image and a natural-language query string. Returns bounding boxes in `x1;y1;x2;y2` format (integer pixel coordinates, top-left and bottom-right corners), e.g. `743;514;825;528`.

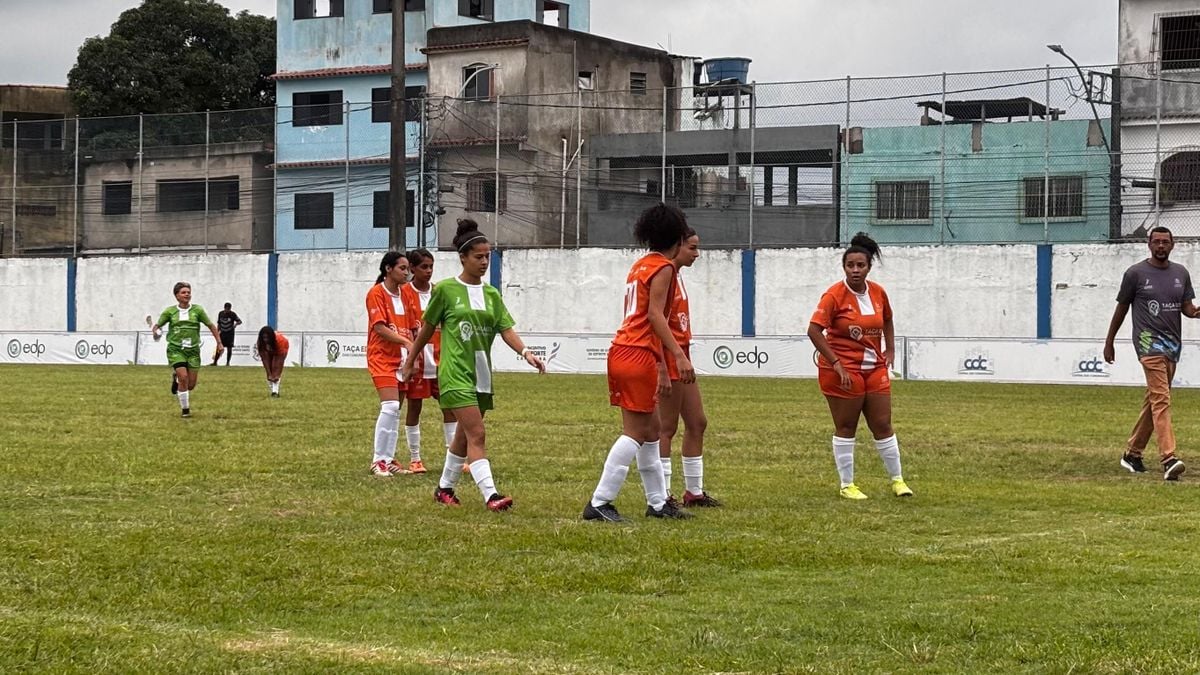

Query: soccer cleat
180;408;191;419
1164;457;1186;481
386;460;412;475
370;460;392;477
682;491;723;507
433;487;461;505
486;493;514;511
839;484;868;500
665;494;681;510
891;478;914;497
270;392;280;399
1120;453;1147;474
408;459;428;474
582;502;624;522
646;501;694;519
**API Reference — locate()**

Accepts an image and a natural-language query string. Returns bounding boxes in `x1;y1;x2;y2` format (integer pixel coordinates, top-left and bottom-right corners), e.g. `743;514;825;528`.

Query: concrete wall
1119;120;1200;237
0;258;67;330
1119;0;1200;118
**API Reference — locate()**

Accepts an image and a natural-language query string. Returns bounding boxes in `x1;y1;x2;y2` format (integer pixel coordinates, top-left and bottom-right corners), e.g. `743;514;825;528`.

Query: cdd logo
74;340;115;360
326;340;341;364
958;354;994;375
713;345;770;369
1073;355;1108;378
7;339;45;359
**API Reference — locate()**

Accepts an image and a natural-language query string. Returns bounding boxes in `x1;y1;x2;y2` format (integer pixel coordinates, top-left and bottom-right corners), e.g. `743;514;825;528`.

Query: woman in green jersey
152;281;223;418
402;219;545;512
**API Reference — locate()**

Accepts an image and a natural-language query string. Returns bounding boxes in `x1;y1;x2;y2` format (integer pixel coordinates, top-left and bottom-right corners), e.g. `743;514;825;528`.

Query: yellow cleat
891;478;914;497
839;484;868;500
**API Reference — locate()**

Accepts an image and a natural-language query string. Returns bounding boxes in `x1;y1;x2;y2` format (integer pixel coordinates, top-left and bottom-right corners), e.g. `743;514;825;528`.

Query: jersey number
623;282;638;319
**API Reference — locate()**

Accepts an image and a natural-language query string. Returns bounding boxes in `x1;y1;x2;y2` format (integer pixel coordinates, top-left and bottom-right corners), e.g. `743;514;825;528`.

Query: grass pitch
1;364;1198;673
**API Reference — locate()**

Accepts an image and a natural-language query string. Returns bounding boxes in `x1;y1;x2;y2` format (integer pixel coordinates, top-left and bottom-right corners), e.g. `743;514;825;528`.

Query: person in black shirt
212;302;242;366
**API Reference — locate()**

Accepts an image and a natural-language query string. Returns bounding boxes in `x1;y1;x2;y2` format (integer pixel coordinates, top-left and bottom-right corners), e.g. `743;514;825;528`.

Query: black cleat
683;491;723;507
582;501;624;522
486;493;514;512
433;487;461;505
1164;457;1186;481
171;375;179;395
1120;453;1147;474
646;501;693;519
181;408;191;418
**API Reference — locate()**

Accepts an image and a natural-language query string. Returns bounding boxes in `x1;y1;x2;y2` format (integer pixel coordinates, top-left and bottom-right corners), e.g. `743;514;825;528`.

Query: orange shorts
405;376;439;400
372;374;406;391
665;344;692;382
818;365;891;399
608;344;660;413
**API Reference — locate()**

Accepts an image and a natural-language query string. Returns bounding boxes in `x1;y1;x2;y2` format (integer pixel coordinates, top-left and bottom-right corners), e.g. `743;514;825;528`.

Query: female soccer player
366;251;418;477
152;281;223;418
256;326;290;398
584;203;694;522
807;232;912;500
658;227;720;508
400;248;458;475
402;220;545;512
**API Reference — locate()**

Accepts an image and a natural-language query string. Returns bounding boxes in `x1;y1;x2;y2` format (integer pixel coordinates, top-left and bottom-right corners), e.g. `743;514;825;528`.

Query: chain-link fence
5;62;1200;256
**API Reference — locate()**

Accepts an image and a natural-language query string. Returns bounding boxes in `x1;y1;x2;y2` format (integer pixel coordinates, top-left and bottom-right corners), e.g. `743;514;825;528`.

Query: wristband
520;347;531;357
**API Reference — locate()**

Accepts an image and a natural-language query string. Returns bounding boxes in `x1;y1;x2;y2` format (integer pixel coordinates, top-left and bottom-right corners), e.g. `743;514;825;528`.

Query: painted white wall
1119;122;1200;236
76;255;270;333
0;258;67;331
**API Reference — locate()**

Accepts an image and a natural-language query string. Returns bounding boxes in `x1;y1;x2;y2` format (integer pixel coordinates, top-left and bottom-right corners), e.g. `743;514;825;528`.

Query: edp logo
74;340;115;360
713;345;770;369
6;339;45;359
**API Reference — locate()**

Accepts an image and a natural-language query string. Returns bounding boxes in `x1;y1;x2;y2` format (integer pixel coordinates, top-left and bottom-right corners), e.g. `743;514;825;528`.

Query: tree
68;0;275;118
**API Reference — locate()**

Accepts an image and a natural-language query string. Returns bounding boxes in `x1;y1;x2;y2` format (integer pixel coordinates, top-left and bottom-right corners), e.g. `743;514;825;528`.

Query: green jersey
157;304;213;351
422;278;514;396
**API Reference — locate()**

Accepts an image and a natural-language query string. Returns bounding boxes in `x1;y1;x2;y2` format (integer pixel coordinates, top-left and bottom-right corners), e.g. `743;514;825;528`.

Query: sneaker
891;478;914;497
486;493;514;511
1121;453;1147;474
386;461;412;475
171;375;179;395
582;501;624;522
433;487;461;505
408;459;428;474
180;408;191;419
270;392;280;399
646;501;694;519
370;460;392;477
1164;457;1186;481
682;491;723;507
839;484;868;500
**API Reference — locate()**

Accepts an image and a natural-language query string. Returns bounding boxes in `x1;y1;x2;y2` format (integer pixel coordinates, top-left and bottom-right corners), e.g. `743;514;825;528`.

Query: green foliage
1;365;1199;673
67;0;275;118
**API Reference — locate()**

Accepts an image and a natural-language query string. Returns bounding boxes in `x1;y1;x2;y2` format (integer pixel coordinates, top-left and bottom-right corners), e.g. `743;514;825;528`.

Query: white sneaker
370;460;392;477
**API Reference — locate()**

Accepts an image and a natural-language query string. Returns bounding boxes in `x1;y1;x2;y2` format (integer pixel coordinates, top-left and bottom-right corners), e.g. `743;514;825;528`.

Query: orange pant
1127;355;1177;461
608;344;659;413
818;365;891;399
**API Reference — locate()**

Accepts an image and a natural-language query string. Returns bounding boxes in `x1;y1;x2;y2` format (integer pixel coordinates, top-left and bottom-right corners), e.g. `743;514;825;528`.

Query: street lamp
1047;44;1111;155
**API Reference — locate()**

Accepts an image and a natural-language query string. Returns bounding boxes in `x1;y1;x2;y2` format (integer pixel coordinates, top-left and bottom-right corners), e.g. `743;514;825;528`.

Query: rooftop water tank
703;57;752;84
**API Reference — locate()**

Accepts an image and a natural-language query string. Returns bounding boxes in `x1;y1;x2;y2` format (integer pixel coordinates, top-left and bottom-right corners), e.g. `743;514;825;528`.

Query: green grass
1;364;1198;673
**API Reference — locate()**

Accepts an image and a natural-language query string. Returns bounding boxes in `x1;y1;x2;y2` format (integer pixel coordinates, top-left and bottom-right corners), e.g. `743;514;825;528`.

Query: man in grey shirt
1104;226;1198;481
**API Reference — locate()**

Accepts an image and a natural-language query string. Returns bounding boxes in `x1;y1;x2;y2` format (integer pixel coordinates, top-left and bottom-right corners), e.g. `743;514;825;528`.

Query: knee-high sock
637;440;667;510
470;458;498;501
590;435;639;507
405;425;422;462
874;434;903;479
443;422;458;450
372;400;401;463
833;436;856;487
178;390;190;410
682;455;704;494
660;457;674;494
439;451;466;489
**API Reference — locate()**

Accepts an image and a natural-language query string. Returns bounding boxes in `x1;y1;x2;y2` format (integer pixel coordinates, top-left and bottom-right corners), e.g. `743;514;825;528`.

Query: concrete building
273;0;590;251
0;85;74;255
1118;0;1200;237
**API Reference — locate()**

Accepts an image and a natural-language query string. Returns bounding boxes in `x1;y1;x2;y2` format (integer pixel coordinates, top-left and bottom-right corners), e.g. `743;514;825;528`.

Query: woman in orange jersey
366;251;419;477
255;325;289;398
808;232;913;500
658;227;721;508
584;203;695;522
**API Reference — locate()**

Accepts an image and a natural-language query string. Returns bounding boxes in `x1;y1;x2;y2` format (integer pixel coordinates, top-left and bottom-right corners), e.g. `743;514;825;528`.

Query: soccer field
1;365;1198;673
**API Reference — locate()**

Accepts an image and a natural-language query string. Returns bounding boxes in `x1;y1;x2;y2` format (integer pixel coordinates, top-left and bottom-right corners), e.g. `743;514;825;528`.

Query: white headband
458;235;488;252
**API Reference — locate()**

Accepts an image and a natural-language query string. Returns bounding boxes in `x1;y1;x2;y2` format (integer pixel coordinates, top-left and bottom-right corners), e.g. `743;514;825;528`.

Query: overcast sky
0;0;1119;87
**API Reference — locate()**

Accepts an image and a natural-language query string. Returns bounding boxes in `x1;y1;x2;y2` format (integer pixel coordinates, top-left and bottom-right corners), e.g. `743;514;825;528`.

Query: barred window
1159;152;1200;204
1161;14;1200;71
1023;176;1084;218
875;181;930;221
467;173;506;213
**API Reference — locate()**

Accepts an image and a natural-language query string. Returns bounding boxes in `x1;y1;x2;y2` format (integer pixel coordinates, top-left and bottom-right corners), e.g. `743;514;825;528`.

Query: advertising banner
301;333;368;369
0;332;138;365
135;332;282;367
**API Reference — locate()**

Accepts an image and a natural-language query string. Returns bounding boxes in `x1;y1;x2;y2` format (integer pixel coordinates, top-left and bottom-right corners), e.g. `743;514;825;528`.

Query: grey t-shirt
1117;259;1195;362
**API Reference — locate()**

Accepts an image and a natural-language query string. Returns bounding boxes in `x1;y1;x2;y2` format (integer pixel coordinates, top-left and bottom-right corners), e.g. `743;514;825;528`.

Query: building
0;85;74;255
273;0;590;252
1118;0;1200;237
842;98;1111;244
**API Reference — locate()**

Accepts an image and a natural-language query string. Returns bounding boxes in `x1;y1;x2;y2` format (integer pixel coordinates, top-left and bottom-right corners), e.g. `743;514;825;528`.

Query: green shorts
439;389;494;413
167;346;202;370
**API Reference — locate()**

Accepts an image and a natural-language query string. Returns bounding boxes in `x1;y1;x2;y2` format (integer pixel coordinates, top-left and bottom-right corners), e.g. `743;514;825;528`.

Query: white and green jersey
422;278;514;396
157;304;212;351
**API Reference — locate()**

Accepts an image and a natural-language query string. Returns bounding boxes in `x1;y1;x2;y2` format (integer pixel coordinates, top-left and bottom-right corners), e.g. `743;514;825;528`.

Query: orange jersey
366;282;420;378
667;272;691;347
612;252;676;355
275;332;290;352
403;281;440;380
810;280;893;371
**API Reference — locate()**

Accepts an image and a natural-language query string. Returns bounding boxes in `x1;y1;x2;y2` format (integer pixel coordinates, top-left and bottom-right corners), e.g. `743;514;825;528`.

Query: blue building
273;0;591;251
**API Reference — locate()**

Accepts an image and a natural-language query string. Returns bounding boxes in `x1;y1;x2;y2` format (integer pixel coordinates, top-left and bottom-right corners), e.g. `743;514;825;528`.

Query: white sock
470;458;498;501
637;440;667;510
271;381;280;394
266;379;272;392
660;457;674;494
178;391;190;410
443;422;458;450
590;435;639;507
874;435;903;480
833;436;856;487
405;425;422;462
372;400;401;464
439;451;466;489
682;455;704;495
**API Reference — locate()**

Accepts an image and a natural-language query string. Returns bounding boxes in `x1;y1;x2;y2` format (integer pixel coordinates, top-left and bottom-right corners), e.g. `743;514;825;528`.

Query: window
373;0;425;12
15;204;56;217
1159;152;1200;204
373;190;416;228
630;72;647;95
1160;14;1200;71
295;0;344;19
462;64;494;100
102;182;133;216
1023;176;1084;219
467;173;506;212
540;1;569;28
875;181;930;221
295;192;335;229
458;0;494;20
578;71;594;91
371;86;425;123
157;177;240;213
292;91;343;127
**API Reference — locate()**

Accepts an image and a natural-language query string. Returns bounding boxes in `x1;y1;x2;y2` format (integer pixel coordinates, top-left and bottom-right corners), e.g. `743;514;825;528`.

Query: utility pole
389;0;406;250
